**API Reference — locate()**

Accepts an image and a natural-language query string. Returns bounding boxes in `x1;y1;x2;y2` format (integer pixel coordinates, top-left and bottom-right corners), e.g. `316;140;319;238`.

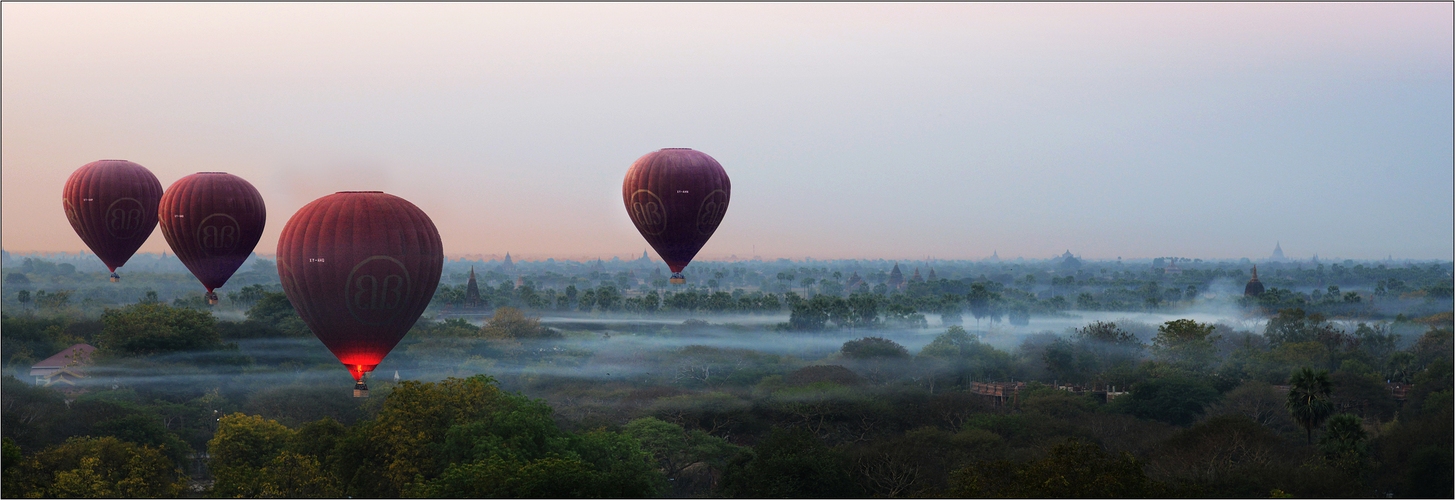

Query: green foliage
1153;319;1219;372
479;307;561;340
1146;415;1289;497
241;384;367;427
841;336;908;359
624;417;741;491
948;438;1161;498
242;291;310;337
90;412;192;467
1319;413;1368;462
0;315;80;371
99;302;222;355
207;413;339;498
1286;367;1334;444
1;437;21;497
719;428;861;498
961;412;1090;449
1202;381;1297;435
1112;375;1219;426
7;436;187;498
209;414;292;468
1265;309;1340;347
1019;388;1096;419
785;365;861;386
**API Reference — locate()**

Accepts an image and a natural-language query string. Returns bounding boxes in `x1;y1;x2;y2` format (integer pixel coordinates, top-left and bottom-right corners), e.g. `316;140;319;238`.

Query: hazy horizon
4;3;1451;261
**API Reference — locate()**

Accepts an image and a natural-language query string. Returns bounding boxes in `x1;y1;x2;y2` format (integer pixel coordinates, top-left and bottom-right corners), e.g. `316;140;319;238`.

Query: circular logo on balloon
345;255;413;326
104;198;148;239
628;189;666;236
696;189;729;235
196;214;242;257
62;198;80;227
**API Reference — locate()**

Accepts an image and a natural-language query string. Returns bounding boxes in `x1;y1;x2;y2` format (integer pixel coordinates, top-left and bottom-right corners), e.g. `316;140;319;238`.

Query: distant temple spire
1271;243;1285;261
927;268;937;280
465;266;482;308
887;263;905;290
910;267;924;284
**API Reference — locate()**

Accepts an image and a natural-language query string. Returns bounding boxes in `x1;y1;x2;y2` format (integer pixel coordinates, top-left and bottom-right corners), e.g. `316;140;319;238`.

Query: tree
1203;381;1296;434
841;337;909;359
207;413;347;498
34;290;72;310
228;284;269;308
16;289;30;310
478;307;560;340
788;301;829;331
966;283;999;328
245;292;310;336
1114;376;1219;426
1265;309;1338;346
1286;367;1334;444
948;438;1160;498
719;428;860;498
1319;413;1367;463
9;436;187;498
99;302;223;355
1152;319;1219;373
209;414;292;469
919;326;975;393
2;437;22;498
1145;415;1288;497
624;417;741;496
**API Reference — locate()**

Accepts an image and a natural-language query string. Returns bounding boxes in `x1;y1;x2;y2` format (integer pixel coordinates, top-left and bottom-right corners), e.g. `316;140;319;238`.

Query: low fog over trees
2;253;1451;497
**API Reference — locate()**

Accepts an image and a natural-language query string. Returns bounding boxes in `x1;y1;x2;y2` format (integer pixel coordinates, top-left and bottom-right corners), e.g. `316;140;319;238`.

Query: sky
3;3;1451;262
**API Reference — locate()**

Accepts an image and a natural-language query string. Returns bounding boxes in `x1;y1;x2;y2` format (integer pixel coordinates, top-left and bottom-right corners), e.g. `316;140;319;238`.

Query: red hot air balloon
622;148;731;284
158;173;266;304
277;192;443;396
62;160;164;281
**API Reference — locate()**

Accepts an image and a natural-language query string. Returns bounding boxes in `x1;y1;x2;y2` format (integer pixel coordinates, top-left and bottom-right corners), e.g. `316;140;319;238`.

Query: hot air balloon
622;148;730;284
277;192;443;396
158;173;266;304
62;160;164;281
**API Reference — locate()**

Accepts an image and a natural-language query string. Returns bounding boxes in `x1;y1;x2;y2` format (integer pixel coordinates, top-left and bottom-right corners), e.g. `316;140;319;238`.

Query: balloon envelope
621;148;731;277
62;160;163;273
158;172;266;295
276;191;443;381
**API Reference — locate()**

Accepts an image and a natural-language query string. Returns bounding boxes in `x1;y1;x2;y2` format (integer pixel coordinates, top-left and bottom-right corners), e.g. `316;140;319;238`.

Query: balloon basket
206;292;219;305
354;381;369;398
669;273;686;285
109;273;120;283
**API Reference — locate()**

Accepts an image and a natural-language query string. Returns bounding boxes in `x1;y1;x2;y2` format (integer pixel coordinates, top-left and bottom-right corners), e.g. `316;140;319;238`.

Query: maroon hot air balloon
277;192;443;396
622;148;731;284
158;173;266;304
62;160;164;281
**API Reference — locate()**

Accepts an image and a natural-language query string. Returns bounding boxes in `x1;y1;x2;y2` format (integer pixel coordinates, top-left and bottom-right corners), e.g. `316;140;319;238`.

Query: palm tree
1286;367;1334;444
1320;413;1368;458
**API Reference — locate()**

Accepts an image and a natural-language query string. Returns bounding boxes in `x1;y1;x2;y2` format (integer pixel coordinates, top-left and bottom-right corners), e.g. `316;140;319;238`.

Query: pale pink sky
3;3;1451;261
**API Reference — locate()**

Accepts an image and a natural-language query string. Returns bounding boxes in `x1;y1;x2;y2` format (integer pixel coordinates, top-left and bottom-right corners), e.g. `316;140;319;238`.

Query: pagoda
1244;265;1265;297
910;268;924;284
887;264;905;290
464;267;483;308
927;268;937;280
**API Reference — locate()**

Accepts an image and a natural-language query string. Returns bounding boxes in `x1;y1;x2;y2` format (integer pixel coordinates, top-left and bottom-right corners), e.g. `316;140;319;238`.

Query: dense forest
2;253;1451;498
